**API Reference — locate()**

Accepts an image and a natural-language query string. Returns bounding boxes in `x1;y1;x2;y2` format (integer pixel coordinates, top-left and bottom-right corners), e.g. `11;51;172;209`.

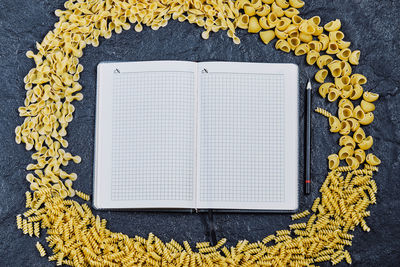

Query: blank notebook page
197;62;298;210
94;61;196;209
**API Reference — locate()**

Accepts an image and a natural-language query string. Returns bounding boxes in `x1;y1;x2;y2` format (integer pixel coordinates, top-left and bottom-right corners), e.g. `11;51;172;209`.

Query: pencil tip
307;79;312;90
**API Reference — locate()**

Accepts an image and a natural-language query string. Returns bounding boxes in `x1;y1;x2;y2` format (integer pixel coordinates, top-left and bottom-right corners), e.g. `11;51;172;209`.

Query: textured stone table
0;0;399;266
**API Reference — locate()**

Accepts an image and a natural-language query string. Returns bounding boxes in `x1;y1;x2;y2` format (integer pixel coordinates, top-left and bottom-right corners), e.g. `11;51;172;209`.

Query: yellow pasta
315;69;328;83
324;19;341;32
360;100;375;113
327;88;341;102
339;136;356;148
359;112;374;125
315;107;332;118
329;116;341;133
289;0;305;8
306;50;320;65
358;136;374;150
363;91;379;102
294;43;309;56
259;30;275;44
338;146;354;160
349;50;361;65
366;153;381;166
248;16;262;33
291;210;310;220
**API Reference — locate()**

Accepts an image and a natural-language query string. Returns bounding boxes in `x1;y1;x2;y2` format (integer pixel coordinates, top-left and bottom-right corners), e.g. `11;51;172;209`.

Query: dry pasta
14;0;381;266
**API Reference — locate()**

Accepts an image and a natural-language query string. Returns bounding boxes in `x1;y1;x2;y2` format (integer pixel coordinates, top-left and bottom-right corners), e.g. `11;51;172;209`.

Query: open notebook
94;61;298;211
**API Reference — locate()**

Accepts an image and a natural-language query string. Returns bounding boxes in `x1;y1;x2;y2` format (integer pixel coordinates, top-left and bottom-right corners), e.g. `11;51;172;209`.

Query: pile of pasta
15;0;381;266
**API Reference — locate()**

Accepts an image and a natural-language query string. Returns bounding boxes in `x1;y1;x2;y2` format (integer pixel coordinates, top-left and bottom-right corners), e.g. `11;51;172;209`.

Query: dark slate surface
0;0;399;266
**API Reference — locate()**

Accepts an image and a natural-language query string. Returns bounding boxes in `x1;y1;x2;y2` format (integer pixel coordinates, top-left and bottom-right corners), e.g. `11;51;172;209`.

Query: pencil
305;79;312;194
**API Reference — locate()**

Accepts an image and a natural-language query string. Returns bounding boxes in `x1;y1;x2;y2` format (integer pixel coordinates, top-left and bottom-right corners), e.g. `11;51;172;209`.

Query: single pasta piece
289;0;305;9
363;91;379;102
329;116;341;133
337;48;351;61
284;7;300;18
287;37;301;50
366;153;381;166
259;30;275;44
339;121;351;135
36;242;46;257
354;149;366;163
276;0;290;9
256;5;271;17
358;136;373;150
306;50;319;65
75;190;90;201
276;17;291;31
339;136;356;148
327;88;341;102
309;40;322;52
353;105;365;121
346;156;360;170
275;39;291;53
248;17;262;33
315;107;332;118
315;69;328;83
360;100;375;113
318;34;330;50
338;146;354;160
327;60;342;77
359;112;374;125
349;50;361;65
294;43;309;56
16;214;22;229
291;210;310;220
326;42;340;54
350;84;363;100
324;19;341;32
275;28;288;39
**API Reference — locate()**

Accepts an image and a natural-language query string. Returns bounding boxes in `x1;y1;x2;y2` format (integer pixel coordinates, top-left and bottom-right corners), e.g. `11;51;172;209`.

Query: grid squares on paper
199;73;286;203
111;71;195;201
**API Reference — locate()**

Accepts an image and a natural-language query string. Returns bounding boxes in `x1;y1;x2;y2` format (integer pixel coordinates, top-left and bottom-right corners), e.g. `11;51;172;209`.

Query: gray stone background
0;0;399;266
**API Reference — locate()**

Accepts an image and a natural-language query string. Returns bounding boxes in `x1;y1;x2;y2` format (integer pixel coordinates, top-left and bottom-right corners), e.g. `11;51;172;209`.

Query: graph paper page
196;62;299;211
94;61;196;209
